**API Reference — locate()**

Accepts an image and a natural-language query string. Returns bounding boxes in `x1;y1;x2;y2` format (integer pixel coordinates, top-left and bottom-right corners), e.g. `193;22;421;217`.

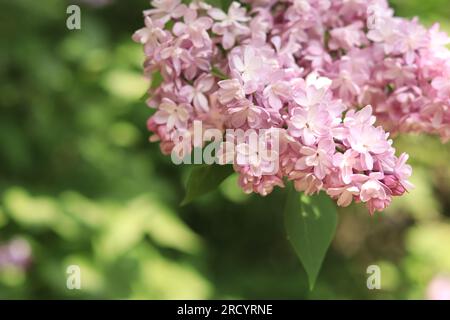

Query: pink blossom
288;106;331;146
367;16;399;54
330;54;369;103
263;81;290;110
159;42;191;76
226;99;270;129
238;172;284;196
395;19;427;64
132;17;169;54
291;172;323;195
183;48;212;80
367;197;391;215
217;79;245;105
392;153;414;191
432;77;450;100
153;98;192;130
295;139;335;179
355;172;388;201
383;175;406;196
249;8;273;46
188;0;212;11
180;75;215;112
333;150;359;184
133;0;425;214
208;2;250;49
173;9;213;48
327;186;360;207
344;105;376;127
229;46;265;94
347;124;391;170
292;73;333;109
144;0;187;25
329;21;367;51
235;140;279;176
303;40;332;70
383;58;417;87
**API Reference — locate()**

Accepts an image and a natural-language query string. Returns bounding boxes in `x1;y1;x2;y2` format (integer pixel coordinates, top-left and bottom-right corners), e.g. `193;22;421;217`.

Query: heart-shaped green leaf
284;185;338;290
181;165;234;206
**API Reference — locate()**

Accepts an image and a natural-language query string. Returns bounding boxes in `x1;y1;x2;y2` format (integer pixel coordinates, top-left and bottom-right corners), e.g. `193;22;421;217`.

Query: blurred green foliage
0;0;449;299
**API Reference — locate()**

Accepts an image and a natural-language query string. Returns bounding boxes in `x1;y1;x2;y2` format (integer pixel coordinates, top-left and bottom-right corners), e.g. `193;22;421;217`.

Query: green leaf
284;184;338;290
151;71;163;89
211;66;228;80
181;165;234;206
138;93;147;103
206;0;233;10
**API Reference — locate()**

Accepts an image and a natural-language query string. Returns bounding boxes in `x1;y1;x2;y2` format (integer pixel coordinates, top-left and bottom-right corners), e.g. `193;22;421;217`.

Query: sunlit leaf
284;185;337;290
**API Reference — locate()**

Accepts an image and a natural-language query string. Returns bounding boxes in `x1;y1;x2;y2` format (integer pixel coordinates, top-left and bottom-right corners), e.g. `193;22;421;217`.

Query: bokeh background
1;0;450;299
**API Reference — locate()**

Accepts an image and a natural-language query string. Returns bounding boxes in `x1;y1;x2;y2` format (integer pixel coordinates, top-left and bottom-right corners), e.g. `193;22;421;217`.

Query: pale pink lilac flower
226;99;270;129
288;106;331;146
329;21;368;51
346;124;392;170
217;79;245;104
144;0;187;24
229;46;265;94
327;186;360;207
236;140;279;177
132;17;169;54
173;9;213;48
263;80;290;110
295;139;335;179
291;73;333;109
180;75;215;112
208;2;250;49
153;98;192;130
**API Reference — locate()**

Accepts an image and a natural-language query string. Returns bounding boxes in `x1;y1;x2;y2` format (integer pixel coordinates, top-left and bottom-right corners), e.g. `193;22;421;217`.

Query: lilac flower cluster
130;0;450;214
0;238;32;271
